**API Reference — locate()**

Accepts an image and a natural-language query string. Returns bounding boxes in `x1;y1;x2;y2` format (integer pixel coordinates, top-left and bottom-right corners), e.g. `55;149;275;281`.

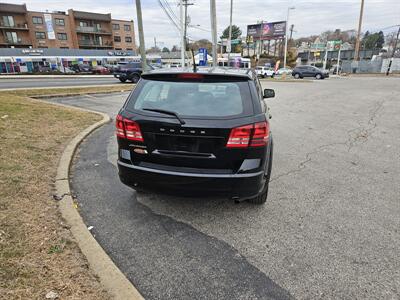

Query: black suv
113;62;147;83
116;68;275;204
292;65;329;79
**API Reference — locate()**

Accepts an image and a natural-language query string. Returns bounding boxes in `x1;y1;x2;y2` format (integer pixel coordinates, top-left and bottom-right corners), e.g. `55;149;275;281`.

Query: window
128;80;252;118
125;36;132;43
112;23;120;30
79;21;89;27
5;32;18;43
124;24;131;31
2;16;15;27
32;16;43;24
57;33;67;40
94;23;101;30
55;18;65;26
60;47;69;49
126;48;133;51
114;36;121;42
35;32;46;39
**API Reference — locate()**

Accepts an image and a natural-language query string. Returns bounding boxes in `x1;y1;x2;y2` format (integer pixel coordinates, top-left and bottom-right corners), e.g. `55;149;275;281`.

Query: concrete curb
0;84;132;91
0;74;114;79
47;102;144;300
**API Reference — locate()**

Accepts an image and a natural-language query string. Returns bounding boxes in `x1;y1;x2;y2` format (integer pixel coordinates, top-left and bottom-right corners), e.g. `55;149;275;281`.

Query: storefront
0;48;161;74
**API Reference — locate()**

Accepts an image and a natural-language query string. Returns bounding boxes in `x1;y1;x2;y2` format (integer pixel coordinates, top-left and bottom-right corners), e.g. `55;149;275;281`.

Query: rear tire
248;140;273;205
294;73;300;79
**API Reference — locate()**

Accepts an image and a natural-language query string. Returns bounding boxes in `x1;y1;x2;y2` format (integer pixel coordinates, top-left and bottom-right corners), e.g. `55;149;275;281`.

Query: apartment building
0;3;136;51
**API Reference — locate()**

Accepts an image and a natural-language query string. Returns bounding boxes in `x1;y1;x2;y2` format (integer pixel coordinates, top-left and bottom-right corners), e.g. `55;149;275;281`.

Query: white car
256;66;275;78
276;68;292;75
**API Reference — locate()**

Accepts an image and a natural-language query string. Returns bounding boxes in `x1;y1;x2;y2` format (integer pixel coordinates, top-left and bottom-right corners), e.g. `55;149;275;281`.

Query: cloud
3;0;400;48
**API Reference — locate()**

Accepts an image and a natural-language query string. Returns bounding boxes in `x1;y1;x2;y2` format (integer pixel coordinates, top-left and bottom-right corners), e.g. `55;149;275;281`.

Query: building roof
71;10;112;22
0;2;27;14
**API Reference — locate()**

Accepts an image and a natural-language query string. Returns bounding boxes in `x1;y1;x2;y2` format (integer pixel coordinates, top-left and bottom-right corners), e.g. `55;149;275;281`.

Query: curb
50;103;144;300
0;84;132;92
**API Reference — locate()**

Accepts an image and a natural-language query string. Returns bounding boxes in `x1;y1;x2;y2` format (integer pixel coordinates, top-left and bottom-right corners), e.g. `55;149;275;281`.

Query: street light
283;6;295;68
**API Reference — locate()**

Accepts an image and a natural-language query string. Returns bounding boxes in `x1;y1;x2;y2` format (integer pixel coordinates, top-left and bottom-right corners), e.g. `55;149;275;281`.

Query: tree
162;47;170;53
220;25;242;40
187;39;213;53
377;31;385;49
146;46;160;54
362;31;385;49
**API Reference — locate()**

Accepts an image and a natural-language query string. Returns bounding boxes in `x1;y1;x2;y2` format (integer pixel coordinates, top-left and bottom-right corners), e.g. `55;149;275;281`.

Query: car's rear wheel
119;78;127;83
316;73;322;80
294;73;301;79
131;74;140;83
248;141;273;205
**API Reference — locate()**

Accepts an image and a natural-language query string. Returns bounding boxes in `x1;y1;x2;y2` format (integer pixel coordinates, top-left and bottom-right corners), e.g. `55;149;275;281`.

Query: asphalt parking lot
48;77;400;299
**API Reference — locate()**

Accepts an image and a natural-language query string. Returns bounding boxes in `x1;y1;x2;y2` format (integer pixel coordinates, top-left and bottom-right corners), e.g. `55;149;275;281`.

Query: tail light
116;114;144;142
250;122;269;147
226;121;269;148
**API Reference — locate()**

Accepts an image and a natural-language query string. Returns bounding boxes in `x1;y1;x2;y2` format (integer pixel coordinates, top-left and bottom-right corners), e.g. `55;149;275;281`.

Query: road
0;76;123;89
47;77;400;300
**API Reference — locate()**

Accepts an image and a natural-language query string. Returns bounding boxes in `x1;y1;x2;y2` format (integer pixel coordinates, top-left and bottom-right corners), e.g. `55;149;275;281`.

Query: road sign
198;48;208;66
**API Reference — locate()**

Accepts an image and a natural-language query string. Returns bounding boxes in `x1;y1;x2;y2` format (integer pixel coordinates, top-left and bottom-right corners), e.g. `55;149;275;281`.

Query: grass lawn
0;88;114;299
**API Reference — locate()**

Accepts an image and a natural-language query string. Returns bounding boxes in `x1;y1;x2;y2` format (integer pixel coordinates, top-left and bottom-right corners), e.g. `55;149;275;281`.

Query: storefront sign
21;49;44;55
107;51;129;56
44;14;55;39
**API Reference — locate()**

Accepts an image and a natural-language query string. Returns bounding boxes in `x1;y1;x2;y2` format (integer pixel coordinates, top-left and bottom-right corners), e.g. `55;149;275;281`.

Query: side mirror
263;88;275;99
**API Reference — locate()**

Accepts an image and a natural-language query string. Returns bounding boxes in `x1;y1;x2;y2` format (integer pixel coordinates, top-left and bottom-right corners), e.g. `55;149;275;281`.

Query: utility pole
180;0;185;67
284;7;295;68
135;0;147;71
289;24;294;40
227;0;233;60
210;0;217;67
183;1;194;50
154;37;157;49
386;25;400;75
354;0;365;62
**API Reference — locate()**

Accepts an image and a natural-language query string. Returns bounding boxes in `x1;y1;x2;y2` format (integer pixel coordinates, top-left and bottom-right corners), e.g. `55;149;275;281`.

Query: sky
4;0;400;48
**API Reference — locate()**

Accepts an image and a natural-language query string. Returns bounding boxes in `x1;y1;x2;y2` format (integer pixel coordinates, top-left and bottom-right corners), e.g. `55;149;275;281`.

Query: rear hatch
120;73;257;174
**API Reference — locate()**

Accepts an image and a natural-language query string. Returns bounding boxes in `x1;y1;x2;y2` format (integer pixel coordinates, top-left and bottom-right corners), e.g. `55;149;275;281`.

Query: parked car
256;66;275;78
276;68;292;75
70;64;92;73
92;65;111;75
292;65;329;79
116;68;275;204
113;62;145;83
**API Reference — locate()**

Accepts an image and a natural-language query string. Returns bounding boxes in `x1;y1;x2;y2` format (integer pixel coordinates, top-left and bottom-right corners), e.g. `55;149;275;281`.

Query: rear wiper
142;108;186;125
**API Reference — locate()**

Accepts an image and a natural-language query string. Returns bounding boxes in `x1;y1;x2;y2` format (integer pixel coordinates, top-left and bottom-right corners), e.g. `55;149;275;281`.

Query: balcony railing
76;26;112;35
1;38;31;45
78;39;113;47
0;22;29;30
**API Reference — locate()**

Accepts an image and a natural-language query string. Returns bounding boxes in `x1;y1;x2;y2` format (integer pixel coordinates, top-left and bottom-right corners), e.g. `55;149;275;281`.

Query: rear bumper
118;160;265;199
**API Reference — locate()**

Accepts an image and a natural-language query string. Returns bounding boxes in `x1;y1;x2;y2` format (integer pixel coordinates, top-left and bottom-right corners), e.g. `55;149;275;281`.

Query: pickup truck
255;66;275;78
113;62;146;83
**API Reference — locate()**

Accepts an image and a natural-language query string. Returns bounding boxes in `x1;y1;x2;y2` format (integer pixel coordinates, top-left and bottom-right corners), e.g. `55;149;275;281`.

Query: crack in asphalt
270;100;384;183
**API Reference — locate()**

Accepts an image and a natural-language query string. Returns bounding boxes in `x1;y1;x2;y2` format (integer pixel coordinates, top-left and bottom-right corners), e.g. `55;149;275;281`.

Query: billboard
247;21;286;40
44;14;55;40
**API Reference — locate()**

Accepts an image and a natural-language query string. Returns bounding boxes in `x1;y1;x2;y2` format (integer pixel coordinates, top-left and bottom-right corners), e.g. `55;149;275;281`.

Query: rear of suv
116;68;274;204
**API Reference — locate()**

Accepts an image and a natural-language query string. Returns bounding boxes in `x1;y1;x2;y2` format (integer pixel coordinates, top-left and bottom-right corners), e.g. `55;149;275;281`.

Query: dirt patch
0;91;110;299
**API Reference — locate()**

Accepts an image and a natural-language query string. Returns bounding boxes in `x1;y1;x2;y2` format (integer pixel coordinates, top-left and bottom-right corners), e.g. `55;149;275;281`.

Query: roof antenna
191;48;197;72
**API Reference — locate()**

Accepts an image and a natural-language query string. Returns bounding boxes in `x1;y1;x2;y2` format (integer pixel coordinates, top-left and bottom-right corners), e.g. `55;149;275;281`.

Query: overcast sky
5;0;400;48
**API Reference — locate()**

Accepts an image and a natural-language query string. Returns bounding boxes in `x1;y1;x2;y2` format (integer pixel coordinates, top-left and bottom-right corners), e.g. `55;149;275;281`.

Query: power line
158;0;181;32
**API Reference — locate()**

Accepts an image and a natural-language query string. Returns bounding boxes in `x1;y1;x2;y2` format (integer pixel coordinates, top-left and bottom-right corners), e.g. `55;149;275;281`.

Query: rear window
126;79;253;118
